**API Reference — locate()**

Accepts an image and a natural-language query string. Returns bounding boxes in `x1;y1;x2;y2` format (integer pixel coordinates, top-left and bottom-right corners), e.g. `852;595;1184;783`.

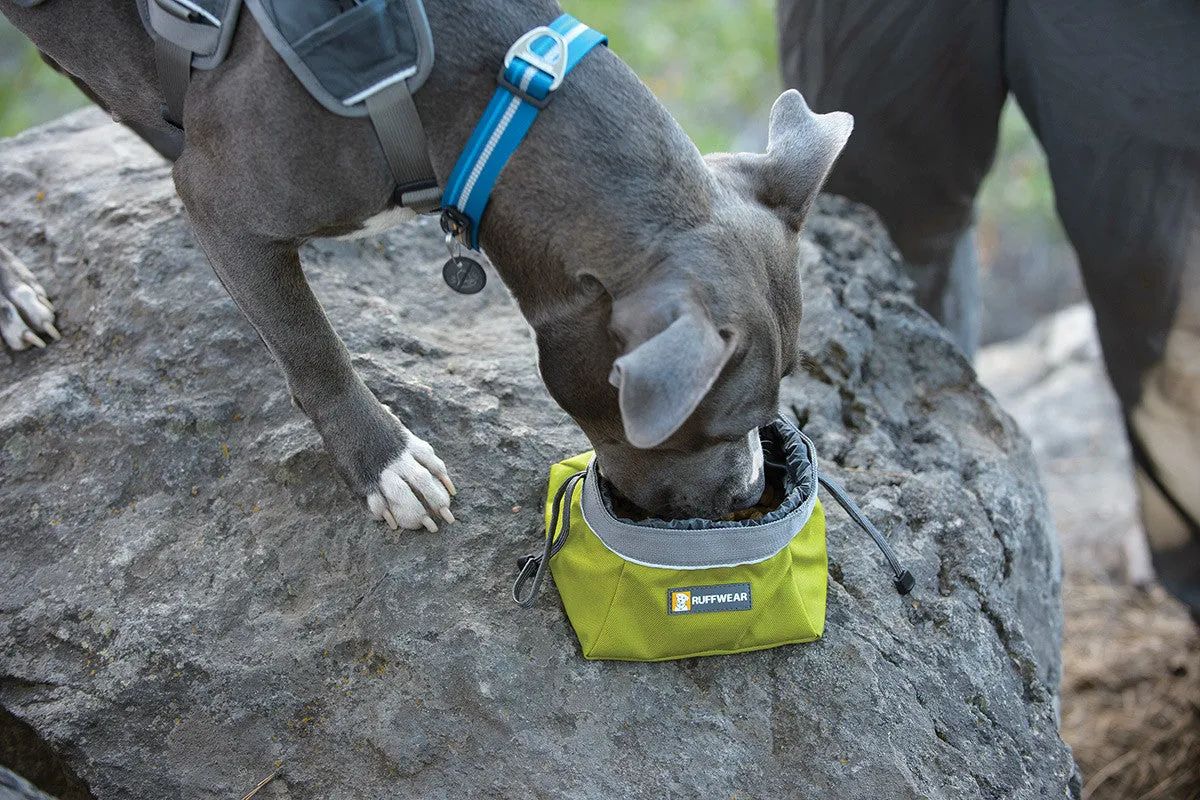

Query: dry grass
1061;574;1200;800
239;768;279;800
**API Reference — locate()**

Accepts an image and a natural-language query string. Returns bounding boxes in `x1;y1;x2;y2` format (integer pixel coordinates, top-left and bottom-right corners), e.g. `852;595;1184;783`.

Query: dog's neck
417;1;714;329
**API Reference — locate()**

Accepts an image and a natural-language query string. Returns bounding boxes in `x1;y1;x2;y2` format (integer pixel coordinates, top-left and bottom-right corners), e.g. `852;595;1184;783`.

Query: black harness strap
154;36;192;128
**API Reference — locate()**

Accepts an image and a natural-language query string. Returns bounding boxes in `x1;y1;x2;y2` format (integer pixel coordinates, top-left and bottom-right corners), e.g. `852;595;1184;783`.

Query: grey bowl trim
578;426;819;570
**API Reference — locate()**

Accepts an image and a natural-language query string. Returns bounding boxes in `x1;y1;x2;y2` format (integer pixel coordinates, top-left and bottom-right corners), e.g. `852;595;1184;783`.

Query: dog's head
537;90;851;519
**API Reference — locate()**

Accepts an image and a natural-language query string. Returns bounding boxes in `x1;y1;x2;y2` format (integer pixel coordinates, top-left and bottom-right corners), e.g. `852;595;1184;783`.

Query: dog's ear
608;289;736;449
712;89;853;231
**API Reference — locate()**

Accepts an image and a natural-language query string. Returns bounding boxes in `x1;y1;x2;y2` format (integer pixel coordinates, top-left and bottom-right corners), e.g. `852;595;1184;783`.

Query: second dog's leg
170;209;455;531
1005;0;1200;618
777;0;1005;358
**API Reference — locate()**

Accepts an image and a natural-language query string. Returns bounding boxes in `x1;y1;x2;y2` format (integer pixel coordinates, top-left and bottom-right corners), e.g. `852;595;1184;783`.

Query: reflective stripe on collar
440;14;607;250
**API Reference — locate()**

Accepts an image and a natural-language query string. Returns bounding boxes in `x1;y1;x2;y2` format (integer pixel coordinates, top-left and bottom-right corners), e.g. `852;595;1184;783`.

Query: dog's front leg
173;207;455;532
0;242;61;352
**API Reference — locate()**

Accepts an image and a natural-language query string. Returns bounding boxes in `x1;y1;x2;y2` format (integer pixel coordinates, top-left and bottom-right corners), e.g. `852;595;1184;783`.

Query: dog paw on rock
365;423;456;532
0;244;60;352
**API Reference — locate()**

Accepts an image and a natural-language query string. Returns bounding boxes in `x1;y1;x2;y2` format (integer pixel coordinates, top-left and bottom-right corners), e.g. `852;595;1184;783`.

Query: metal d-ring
444;229;461;261
503;27;569;92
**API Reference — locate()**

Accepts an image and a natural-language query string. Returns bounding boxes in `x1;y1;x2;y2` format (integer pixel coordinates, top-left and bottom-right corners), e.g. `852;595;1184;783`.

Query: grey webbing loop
513;471;585;608
365;81;442;214
817;473;915;595
147;0;226;128
399;185;444;213
155;36;193;128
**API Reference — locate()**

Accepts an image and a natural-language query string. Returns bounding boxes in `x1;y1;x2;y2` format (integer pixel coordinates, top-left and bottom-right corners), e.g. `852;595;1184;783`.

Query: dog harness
137;0;443;212
130;0;605;271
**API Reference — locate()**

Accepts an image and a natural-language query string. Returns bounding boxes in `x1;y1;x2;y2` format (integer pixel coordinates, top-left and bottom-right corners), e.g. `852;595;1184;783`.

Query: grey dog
1;0;850;527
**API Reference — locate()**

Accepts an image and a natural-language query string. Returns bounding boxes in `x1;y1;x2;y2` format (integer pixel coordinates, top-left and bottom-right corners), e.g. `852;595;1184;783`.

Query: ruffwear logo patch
667;583;752;615
671;591;692;613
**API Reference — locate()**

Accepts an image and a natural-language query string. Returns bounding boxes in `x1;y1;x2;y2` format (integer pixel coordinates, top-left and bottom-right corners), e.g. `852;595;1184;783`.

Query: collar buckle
503;26;569;92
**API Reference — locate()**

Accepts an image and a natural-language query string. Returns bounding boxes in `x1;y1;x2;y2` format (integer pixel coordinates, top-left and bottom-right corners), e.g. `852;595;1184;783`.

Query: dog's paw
366;433;457;532
0;246;60;352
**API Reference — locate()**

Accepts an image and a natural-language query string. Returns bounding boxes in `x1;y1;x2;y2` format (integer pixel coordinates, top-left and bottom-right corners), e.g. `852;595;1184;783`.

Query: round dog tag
442;256;487;294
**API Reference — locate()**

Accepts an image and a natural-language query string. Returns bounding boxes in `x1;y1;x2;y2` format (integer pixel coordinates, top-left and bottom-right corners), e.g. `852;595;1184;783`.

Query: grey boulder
977;304;1146;578
0;110;1078;799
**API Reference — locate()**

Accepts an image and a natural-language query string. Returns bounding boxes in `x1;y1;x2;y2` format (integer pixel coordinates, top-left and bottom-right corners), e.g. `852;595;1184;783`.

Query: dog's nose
730;470;766;511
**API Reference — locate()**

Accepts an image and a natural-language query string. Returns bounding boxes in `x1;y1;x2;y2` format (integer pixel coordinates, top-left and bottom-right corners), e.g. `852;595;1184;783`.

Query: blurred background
1;3;1195;798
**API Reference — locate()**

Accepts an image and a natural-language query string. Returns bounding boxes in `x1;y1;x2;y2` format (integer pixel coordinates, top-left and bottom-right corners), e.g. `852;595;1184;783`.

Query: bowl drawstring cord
818;473;915;595
512;471;586;607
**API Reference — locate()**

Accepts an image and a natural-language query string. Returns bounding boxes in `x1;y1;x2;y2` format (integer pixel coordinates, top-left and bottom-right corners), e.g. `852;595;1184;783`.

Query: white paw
366;434;457;532
0;252;60;352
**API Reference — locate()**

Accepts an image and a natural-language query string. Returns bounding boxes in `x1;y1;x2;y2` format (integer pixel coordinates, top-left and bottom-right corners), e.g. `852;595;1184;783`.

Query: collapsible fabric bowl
513;416;912;662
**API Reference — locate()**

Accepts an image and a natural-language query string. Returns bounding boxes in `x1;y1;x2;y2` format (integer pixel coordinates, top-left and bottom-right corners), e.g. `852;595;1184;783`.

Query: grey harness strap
144;0;241;127
141;0;441;213
153;36;190;128
365;81;441;213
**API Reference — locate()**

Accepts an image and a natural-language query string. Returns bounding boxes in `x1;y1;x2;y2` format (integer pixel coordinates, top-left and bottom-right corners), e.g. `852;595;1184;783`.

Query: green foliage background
564;0;780;154
0;18;82;137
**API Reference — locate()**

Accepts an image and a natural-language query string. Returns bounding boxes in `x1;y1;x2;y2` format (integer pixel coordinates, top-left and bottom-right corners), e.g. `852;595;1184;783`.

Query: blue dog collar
440;14;607;250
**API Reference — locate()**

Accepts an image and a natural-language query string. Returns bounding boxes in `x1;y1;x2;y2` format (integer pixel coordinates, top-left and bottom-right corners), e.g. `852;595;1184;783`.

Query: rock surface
977;304;1148;580
0;110;1078;799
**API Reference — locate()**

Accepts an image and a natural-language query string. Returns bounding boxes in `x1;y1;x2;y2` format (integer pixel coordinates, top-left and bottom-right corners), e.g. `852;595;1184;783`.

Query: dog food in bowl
608;473;786;523
599;418;805;529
